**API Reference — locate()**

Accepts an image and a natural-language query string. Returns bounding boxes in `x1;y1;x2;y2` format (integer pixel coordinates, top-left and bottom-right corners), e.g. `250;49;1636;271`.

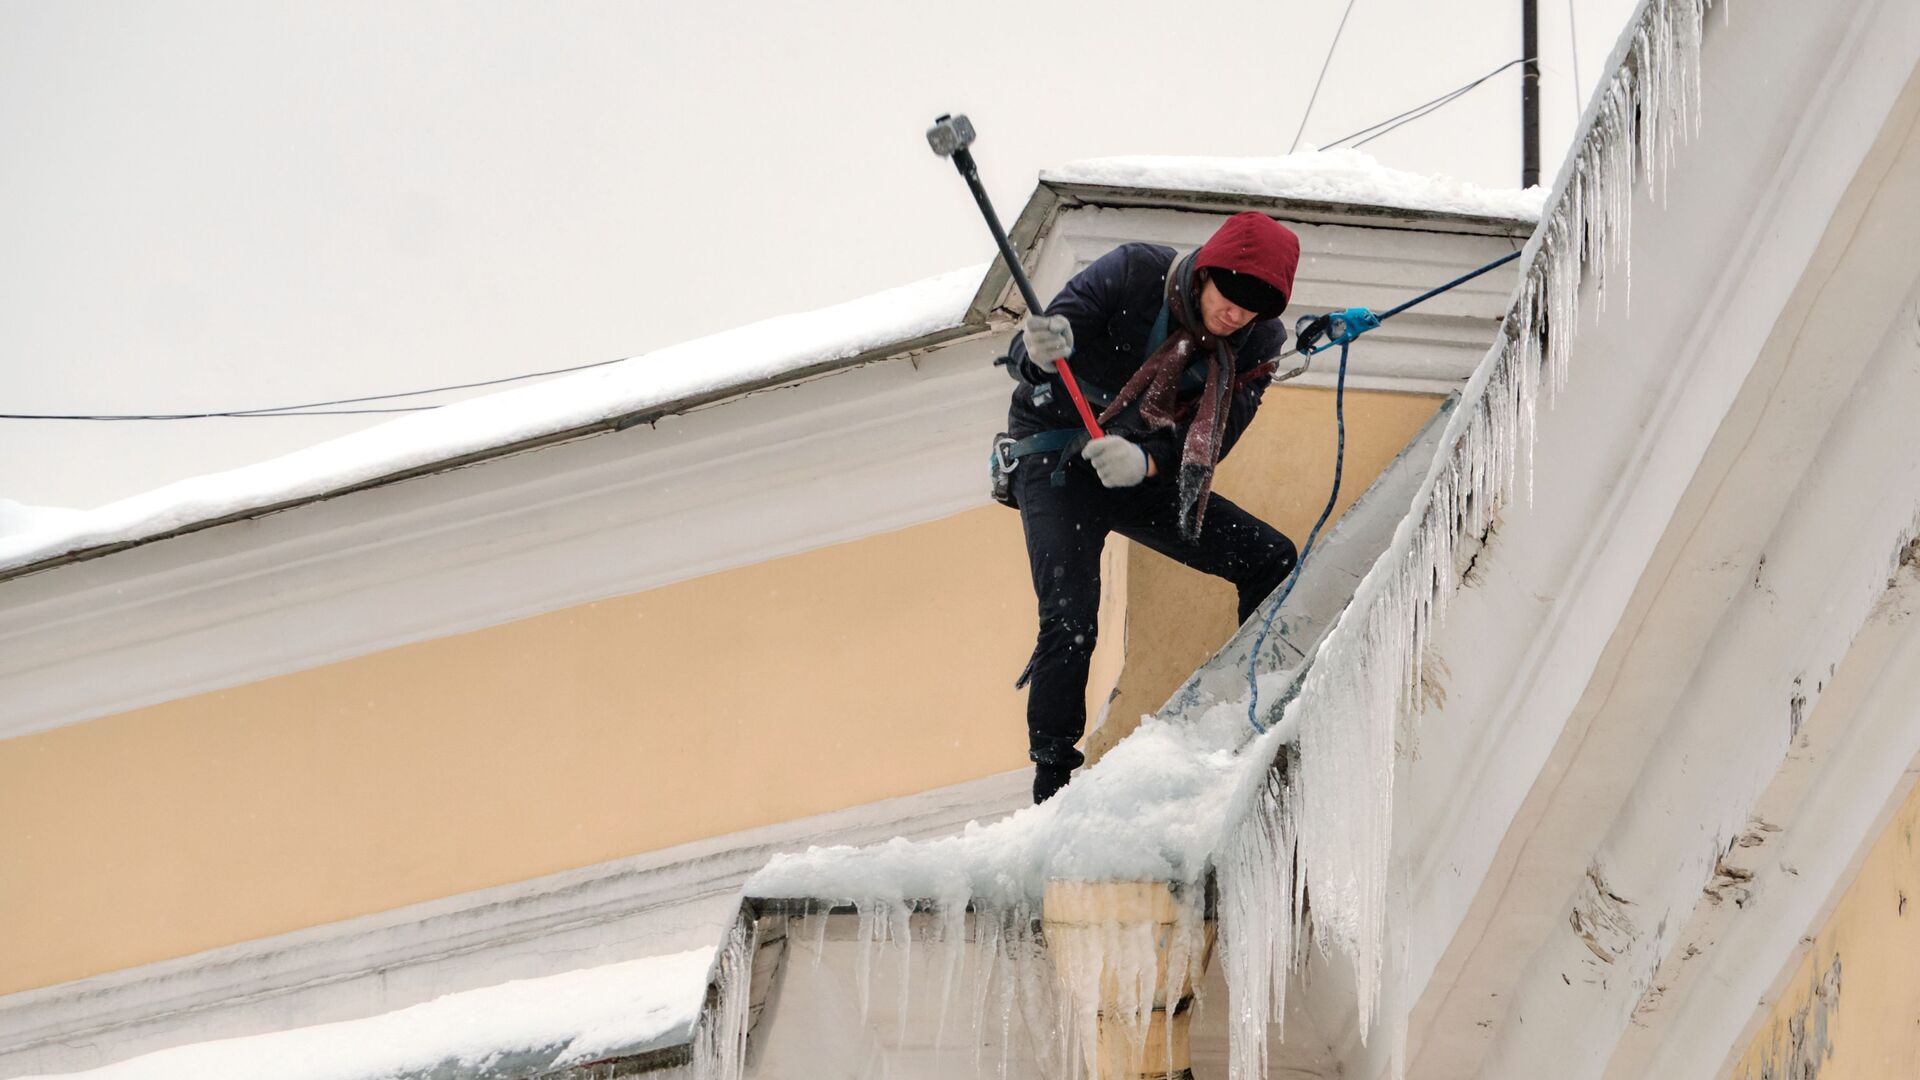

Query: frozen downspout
1042;881;1214;1080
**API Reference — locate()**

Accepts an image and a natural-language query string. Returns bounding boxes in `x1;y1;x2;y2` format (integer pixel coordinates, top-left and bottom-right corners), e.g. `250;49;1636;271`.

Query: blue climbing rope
1245;340;1350;734
1242;249;1521;735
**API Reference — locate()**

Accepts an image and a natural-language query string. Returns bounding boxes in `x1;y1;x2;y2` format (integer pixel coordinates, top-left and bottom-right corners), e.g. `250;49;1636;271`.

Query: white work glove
1023;313;1074;363
1083;436;1151;488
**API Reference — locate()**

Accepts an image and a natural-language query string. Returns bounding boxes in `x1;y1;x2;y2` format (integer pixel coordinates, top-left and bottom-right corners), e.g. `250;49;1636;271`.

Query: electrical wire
1288;0;1363;154
0;406;436;420
1320;57;1528;148
0;354;635;421
1321;57;1532;151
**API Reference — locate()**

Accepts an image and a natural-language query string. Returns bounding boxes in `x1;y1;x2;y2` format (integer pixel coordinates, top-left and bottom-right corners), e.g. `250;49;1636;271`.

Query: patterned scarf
1097;252;1277;540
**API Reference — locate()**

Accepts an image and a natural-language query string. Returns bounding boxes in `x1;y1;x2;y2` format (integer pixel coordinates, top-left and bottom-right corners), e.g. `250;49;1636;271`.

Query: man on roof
1001;211;1302;803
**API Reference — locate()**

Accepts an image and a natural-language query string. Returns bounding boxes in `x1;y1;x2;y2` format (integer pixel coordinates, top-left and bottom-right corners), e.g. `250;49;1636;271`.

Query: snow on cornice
0;266;984;576
1044;148;1546;223
13;947;714;1080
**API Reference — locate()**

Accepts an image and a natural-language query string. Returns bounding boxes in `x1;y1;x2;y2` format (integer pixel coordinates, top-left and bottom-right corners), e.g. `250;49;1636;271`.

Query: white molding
1398;1;1920;1075
1606;583;1920;1080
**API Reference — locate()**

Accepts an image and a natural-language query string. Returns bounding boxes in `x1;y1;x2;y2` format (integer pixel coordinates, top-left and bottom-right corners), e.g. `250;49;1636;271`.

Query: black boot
1034;764;1074;804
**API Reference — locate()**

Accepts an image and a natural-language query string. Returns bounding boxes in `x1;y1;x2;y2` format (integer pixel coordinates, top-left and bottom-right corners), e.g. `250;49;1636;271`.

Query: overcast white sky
0;0;1639;509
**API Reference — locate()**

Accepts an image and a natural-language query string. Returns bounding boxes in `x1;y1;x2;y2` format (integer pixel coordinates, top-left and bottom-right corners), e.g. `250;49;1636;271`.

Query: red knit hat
1194;212;1300;318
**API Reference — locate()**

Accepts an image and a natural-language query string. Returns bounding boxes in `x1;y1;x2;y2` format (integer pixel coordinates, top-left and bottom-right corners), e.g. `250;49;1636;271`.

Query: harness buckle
994;434;1019;473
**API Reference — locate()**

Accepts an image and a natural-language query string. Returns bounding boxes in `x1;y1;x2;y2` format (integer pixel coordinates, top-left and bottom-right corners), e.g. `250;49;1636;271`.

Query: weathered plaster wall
1730;777;1920;1079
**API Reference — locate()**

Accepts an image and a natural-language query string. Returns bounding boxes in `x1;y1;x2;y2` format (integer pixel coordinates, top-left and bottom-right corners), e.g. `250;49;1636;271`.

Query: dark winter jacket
1006;242;1290;479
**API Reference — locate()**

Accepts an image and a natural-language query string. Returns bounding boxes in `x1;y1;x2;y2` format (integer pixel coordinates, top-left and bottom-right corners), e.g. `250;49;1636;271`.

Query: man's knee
1237;532;1300;623
1265;532;1299;582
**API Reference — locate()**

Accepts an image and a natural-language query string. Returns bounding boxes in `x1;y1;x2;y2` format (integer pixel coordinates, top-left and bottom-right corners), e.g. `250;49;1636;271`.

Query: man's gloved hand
1082;436;1151;488
1023;313;1074;363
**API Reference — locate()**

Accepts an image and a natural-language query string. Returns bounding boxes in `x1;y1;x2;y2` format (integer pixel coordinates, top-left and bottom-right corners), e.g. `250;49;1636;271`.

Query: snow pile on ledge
750;707;1290;1080
0;266;984;575
15;948;714;1080
1044;148;1546;223
751;705;1284;907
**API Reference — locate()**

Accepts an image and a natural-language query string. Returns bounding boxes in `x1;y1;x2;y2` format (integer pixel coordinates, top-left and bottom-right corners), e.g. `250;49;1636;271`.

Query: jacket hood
1193;212;1300;317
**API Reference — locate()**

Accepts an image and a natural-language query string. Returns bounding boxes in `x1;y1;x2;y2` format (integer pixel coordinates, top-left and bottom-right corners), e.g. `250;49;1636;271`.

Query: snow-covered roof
1043;148;1547;222
0;267;982;577
0;151;1536;581
14;948;715;1080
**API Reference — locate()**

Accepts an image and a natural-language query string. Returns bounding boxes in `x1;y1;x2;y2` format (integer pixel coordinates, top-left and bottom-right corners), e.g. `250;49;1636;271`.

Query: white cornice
1402;1;1920;1073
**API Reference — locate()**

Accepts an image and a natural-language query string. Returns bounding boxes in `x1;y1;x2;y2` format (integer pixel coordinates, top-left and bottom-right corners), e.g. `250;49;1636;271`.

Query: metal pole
926;114;1106;439
1522;0;1541;187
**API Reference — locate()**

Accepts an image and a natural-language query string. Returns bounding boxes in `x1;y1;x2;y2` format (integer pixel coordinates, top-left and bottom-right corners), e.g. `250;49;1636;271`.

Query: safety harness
989;299;1173;503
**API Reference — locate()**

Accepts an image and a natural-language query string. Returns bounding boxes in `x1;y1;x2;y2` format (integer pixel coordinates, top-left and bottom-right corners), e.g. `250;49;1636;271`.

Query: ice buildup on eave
747;0;1716;1075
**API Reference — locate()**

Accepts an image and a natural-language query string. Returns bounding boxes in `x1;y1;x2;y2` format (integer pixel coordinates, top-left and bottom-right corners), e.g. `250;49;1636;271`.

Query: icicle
1220;764;1298;1080
691;916;756;1080
855;899;878;1020
892;901;915;1046
966;907;1001;1074
931;901;967;1050
805;906;830;968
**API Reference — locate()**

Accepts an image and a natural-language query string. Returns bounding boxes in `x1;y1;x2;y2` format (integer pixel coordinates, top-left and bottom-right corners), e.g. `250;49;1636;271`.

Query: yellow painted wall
0;507;1060;994
0;385;1440;996
1088;386;1447;761
1732;778;1920;1078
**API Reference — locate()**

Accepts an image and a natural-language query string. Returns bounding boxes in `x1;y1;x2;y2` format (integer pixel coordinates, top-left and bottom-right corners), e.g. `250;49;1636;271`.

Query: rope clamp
1326;306;1381;347
1297;306;1381;356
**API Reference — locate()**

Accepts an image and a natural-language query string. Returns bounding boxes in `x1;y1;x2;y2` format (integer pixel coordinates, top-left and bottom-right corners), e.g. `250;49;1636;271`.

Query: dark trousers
1013;451;1297;776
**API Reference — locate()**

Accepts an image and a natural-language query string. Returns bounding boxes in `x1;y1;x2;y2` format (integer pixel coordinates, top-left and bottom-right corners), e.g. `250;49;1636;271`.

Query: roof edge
0;321;993;585
1046;179;1541;236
